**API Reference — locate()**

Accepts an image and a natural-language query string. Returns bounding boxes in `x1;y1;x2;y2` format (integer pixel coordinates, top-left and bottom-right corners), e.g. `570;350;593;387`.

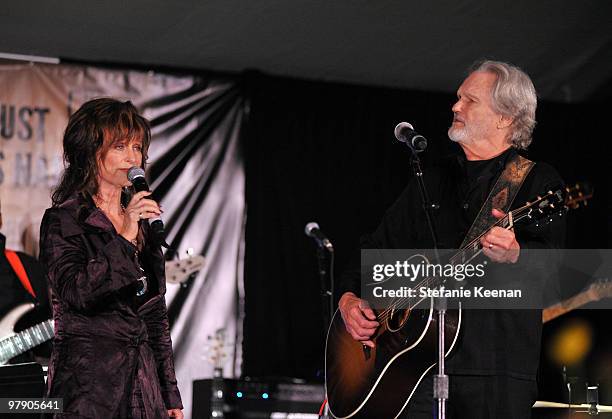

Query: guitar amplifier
192;378;325;418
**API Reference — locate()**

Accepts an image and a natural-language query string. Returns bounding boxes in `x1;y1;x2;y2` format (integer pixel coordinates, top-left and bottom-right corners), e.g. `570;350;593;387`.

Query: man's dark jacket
339;148;566;379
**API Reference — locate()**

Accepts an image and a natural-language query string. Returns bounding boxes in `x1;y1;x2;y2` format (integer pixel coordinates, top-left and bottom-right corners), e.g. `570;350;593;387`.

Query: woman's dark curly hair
51;98;151;206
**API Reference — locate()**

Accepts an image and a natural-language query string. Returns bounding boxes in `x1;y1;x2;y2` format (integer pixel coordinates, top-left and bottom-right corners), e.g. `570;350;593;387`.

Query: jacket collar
59;193;115;233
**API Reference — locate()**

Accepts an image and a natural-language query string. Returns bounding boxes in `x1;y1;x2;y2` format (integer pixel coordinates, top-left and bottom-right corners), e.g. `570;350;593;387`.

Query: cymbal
534;401;612;413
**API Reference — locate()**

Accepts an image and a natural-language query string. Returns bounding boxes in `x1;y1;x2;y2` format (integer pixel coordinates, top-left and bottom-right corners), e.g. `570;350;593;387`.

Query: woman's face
97;136;143;190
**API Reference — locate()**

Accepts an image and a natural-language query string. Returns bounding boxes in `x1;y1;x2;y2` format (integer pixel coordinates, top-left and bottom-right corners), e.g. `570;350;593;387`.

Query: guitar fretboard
0;320;54;364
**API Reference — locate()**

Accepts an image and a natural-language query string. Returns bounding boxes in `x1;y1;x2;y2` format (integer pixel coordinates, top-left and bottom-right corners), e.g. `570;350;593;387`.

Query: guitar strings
369;188;579;326
373;201;535;324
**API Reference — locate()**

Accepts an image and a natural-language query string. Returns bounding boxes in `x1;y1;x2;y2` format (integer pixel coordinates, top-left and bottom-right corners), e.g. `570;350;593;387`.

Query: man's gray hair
472;60;537;149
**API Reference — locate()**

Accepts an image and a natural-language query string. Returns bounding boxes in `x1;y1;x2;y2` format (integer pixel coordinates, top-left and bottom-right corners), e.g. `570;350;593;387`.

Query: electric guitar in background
325;183;592;419
0;304;54;365
542;278;611;323
165;254;205;284
0;255;205;365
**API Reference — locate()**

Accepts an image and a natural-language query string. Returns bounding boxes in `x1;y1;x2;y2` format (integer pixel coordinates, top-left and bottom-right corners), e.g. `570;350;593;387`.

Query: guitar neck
542;291;595;323
451;214;515;266
0;319;54;364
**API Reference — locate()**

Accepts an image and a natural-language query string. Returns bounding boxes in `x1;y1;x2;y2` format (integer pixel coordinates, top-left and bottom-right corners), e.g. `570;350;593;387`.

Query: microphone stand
316;245;334;329
402;143;447;419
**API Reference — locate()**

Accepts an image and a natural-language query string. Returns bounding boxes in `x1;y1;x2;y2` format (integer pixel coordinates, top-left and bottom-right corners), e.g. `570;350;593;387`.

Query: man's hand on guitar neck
480;208;520;264
338;292;379;348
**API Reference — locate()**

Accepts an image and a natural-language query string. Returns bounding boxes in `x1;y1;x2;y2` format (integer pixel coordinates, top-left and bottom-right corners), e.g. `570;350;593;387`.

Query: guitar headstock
513;187;565;227
585;278;612;302
204;328;234;373
565;182;593;210
512;182;594;228
165;255;206;284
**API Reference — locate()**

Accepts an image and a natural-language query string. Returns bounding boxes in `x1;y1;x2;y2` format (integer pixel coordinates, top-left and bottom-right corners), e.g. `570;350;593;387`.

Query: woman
40;98;183;418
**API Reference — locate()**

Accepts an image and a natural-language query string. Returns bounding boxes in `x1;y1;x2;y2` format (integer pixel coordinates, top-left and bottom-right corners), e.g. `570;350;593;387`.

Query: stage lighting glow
549;318;593;366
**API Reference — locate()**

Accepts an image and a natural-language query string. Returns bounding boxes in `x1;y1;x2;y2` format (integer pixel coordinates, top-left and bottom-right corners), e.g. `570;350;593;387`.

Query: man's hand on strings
338;292;379;348
480;208;520;264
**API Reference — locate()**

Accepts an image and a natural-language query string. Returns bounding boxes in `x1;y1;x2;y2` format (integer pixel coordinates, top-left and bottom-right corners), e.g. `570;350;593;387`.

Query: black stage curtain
242;71;610;382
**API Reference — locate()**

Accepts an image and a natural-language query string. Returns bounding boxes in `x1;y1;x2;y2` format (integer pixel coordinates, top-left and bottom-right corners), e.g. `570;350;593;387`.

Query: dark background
242;70;611;403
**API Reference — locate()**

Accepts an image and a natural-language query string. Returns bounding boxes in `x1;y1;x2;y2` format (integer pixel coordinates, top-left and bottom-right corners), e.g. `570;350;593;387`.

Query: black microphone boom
394;122;428;152
127;167;169;248
305;222;334;252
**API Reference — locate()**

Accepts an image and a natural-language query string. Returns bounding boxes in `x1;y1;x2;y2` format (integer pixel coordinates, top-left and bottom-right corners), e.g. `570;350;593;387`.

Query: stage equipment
394;122;428;152
127;166;169;247
533;401;612;417
304;223;333;252
304;222;335;333
192;378;324;418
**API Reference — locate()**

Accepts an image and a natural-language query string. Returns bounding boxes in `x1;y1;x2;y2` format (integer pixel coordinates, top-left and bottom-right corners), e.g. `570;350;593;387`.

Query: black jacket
339;148;566;379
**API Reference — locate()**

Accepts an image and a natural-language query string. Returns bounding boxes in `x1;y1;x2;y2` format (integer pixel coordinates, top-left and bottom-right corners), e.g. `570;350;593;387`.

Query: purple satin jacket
39;193;182;418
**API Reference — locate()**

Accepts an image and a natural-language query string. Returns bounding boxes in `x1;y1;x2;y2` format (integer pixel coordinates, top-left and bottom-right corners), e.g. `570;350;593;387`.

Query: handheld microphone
127;167;169;248
305;222;334;252
394;122;428;152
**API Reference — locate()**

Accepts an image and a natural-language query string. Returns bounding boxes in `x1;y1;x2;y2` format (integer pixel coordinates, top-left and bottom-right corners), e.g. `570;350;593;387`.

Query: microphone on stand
127;167;169;248
394;122;428;152
305;222;334;252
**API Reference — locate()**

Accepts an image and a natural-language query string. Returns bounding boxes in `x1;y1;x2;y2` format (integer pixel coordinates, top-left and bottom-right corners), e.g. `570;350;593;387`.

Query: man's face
448;71;502;145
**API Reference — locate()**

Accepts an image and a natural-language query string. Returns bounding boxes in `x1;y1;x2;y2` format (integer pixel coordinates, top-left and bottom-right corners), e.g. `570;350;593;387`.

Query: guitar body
325;302;461;419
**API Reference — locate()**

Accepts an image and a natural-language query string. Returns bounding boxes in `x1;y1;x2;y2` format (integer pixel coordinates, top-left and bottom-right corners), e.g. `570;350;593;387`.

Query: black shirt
339;147;566;379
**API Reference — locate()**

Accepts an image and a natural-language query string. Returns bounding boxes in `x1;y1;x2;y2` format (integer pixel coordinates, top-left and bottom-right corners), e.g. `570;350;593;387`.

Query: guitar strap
459;152;535;248
4;250;36;298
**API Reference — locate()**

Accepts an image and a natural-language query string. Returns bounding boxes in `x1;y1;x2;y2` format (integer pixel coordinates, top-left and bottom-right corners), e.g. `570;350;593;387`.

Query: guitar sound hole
386;308;410;332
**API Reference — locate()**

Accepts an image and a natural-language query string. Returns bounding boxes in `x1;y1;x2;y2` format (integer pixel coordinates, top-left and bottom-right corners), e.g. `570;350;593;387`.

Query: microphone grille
304;222;320;237
127;166;145;182
394;122;414;139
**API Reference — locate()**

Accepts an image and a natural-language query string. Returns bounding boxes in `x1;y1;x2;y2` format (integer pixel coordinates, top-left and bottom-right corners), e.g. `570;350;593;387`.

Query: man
0;199;52;365
337;60;565;418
